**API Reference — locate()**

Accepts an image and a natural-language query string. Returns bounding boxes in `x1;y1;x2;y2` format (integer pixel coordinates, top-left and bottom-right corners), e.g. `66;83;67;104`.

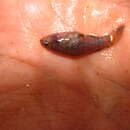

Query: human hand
0;0;130;129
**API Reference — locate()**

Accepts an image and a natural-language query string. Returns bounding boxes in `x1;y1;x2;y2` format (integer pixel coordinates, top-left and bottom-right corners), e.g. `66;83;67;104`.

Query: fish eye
44;40;49;46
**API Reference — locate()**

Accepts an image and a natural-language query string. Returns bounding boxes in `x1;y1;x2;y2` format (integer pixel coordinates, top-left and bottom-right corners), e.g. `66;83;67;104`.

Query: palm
0;0;130;130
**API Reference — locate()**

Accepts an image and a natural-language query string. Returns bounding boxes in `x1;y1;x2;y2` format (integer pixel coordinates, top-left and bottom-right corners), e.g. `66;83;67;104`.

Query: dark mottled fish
40;25;124;56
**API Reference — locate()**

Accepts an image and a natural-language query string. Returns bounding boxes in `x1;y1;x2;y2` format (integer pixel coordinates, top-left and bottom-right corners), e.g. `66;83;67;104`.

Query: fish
40;25;124;56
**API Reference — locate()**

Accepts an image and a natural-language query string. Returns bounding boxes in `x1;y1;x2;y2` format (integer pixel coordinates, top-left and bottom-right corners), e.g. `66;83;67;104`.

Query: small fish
40;25;124;56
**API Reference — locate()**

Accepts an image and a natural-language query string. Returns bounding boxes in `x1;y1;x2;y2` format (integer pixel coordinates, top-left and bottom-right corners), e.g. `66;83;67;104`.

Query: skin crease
0;0;130;129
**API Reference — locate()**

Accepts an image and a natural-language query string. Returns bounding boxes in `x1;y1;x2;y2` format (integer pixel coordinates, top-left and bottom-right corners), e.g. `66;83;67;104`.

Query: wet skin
0;0;130;130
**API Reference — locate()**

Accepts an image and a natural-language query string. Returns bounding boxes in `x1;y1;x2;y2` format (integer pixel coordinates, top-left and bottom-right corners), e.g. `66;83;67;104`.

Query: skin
0;0;130;129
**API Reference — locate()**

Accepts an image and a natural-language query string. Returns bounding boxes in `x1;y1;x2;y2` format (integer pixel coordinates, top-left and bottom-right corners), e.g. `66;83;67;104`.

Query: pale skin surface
0;0;130;129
